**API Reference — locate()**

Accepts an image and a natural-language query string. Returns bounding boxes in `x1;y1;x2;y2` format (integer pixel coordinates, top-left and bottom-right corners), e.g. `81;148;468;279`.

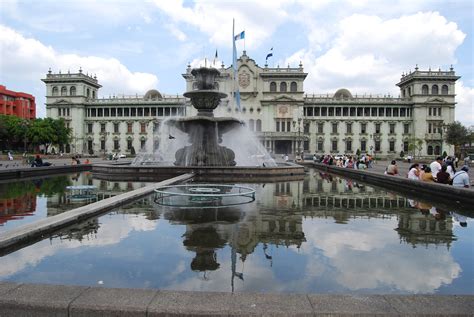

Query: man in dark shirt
436;165;451;184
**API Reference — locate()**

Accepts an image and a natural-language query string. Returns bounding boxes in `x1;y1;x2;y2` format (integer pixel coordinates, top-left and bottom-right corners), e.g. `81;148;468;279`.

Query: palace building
43;52;459;158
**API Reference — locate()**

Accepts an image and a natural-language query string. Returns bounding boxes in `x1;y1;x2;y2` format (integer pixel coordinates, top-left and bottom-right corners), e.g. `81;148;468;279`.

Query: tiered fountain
93;67;305;182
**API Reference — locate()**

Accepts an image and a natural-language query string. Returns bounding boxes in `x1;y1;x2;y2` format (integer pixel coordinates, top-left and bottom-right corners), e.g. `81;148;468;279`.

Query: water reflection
0;169;472;294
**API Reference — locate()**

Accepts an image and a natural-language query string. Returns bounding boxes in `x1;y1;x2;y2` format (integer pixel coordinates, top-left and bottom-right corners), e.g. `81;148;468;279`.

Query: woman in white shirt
446;161;456;178
407;163;421;180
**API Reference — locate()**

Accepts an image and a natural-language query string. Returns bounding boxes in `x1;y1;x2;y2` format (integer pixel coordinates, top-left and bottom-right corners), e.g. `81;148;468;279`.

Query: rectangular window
400;108;406;117
165;108;171;116
328;108;334;116
127;122;133;133
127;139;132;150
104;108;109;117
87;123;93;133
318;123;324;133
317;140;323;151
114;123;119;133
124;108;130;116
276;121;280;132
403;141;409;152
361;140;366;152
375;123;381;134
346;123;352;134
151;108;157;116
371;108;377;116
331;140;337;152
287;121;291;132
140;122;146;133
375;140;381;151
98;108;103;117
386;108;392;117
389;123;395;134
389;141;395;152
360;123;366;134
307;107;313;116
144;108;150;116
364;107;370;116
343;107;348;116
118;108;123;117
158;108;163;116
321;107;327;116
428;123;432;133
346;140;352;152
100;123;106;133
378;108;384;116
131;108;136;117
111;108;116;117
91;108;96;117
404;123;409;134
138;108;143;116
357;108;363;116
350;108;356;117
332;123;338;134
438;107;442;116
314;107;320;116
114;140;119;150
303;140;309;151
393;108;399;117
429;108;432;116
335;108;341;116
101;140;105;150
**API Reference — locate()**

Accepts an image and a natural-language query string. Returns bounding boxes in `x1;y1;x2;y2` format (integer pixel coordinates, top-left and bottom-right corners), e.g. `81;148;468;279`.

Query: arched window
256;119;262;132
61;86;67;96
87;88;90;98
92;91;96;99
249;119;255;131
70;86;76;96
427;145;433;155
280;82;287;92
434;145;440;156
52;86;58;96
290;82;297;92
422;84;429;95
442;85;448;95
432;85;438;95
270;82;276;92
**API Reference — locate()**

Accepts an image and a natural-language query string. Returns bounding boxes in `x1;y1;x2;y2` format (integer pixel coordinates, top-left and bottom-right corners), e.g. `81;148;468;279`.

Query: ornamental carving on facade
238;71;250;88
278;105;289;115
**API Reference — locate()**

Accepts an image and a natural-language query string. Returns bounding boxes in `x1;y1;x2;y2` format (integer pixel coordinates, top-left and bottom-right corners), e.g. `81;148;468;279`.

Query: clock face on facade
238;71;250;88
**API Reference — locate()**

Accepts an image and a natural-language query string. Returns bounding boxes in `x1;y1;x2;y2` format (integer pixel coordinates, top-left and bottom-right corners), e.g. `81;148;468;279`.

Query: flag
234;30;245;41
266;47;273;61
232;20;241;111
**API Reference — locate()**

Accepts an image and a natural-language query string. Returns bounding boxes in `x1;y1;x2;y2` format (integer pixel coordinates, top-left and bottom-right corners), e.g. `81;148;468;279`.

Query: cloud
455;81;474;126
152;0;290;48
0;25;158;117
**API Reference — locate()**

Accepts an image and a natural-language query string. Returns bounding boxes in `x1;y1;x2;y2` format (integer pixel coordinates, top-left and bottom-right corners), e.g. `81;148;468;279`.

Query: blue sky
1;0;473;125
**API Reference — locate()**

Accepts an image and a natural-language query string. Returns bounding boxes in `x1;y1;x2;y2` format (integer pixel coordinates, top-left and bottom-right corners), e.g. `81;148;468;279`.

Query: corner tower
42;68;102;154
397;66;460;156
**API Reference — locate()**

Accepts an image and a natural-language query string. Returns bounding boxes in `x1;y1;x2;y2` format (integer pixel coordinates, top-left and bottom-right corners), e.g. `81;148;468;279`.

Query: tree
27;118;56;153
445;121;469;150
408;137;424;159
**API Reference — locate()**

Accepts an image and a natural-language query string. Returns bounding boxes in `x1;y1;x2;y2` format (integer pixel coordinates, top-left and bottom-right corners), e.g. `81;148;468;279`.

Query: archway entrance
275;140;292;155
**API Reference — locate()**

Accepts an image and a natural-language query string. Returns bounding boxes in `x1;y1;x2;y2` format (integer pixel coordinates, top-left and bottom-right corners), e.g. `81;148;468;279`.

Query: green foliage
356;148;361;156
445;121;469;147
408;137;424;159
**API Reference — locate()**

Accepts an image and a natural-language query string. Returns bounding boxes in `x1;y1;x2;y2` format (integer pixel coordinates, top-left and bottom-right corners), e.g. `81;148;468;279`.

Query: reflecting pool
0;169;472;294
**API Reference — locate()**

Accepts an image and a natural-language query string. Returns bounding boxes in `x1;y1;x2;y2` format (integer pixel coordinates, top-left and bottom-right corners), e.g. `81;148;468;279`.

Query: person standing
7;151;13;161
464;155;471;167
452;166;470;188
430;156;443;180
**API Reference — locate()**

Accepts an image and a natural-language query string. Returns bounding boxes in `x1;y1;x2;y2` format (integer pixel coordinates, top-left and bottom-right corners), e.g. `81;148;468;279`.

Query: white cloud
455;81;474;126
0;25;158;117
152;0;290;48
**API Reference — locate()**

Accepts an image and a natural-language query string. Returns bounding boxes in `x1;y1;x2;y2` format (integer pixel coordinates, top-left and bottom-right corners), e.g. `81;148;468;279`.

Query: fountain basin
92;162;305;182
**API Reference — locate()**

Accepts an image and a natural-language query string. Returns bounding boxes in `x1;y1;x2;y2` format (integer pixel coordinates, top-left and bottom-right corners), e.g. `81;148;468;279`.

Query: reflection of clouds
0;214;158;278
301;218;461;293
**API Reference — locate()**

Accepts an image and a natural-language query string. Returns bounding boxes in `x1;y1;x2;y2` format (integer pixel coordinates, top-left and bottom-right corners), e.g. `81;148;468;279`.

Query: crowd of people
405;156;470;188
315;154;374;169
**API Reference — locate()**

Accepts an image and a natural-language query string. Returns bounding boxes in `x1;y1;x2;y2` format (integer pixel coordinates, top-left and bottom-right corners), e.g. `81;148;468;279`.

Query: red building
0;85;36;119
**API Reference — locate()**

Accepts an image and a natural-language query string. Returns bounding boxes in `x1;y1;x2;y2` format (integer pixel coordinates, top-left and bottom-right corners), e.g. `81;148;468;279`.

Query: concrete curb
0;283;472;316
0;164;92;181
312;163;474;210
0;173;194;255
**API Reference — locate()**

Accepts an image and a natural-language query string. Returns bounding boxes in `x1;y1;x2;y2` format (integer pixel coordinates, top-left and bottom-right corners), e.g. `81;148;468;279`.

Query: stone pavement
0;282;472;316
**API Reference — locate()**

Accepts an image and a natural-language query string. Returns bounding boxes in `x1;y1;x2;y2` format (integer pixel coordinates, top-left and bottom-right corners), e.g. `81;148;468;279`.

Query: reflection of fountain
133;67;276;167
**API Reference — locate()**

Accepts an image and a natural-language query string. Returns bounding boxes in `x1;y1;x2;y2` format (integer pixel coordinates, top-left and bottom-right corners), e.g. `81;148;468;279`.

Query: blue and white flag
266;47;273;61
234;30;245;41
